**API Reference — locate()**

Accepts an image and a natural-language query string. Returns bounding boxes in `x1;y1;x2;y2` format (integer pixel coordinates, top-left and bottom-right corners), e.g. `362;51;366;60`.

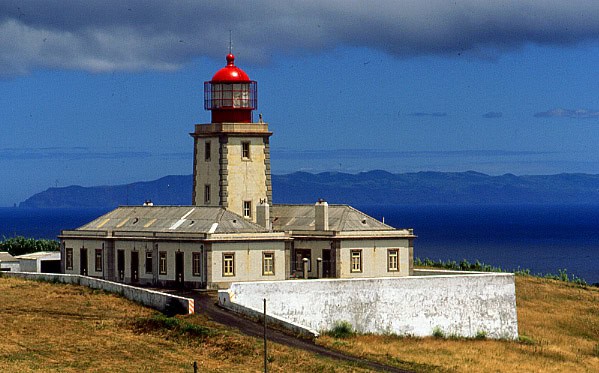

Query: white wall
220;272;519;339
4;272;194;315
1;262;20;272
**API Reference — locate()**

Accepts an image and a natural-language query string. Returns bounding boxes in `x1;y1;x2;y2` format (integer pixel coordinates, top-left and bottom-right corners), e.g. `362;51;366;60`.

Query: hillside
0;276;368;372
20;171;599;208
1;274;597;372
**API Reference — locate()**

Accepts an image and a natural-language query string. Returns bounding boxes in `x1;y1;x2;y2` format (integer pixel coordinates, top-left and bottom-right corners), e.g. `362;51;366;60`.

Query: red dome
211;54;251;82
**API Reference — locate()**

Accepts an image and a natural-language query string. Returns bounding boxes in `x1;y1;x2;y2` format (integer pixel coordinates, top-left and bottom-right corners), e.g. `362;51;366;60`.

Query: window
223;253;235;276
192;252;201;276
65;248;73;270
294;249;311;272
351;250;362;273
242;141;250;159
145;252;153;274
159;251;167;275
243;200;252;218
204;184;211;204
388;249;399;272
204;141;211;161
95;249;103;272
262;252;275;275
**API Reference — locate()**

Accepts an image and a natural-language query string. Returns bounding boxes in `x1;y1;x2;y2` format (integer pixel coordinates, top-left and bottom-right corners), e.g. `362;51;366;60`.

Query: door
117;250;125;281
175;252;184;287
322;249;332;278
131;251;139;283
80;248;88;276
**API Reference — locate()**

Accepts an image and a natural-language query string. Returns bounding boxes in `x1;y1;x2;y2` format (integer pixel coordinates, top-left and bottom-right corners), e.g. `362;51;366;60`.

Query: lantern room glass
204;81;257;110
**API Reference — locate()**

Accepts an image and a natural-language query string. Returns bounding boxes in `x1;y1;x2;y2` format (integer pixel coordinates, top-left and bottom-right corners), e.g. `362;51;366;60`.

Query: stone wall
3;272;194;315
219;272;518;339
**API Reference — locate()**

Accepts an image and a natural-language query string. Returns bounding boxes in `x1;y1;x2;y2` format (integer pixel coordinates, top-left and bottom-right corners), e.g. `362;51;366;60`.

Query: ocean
1;205;597;284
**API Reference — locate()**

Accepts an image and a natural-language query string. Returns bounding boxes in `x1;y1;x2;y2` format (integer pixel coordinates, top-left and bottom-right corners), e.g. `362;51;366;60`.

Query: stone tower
191;53;272;223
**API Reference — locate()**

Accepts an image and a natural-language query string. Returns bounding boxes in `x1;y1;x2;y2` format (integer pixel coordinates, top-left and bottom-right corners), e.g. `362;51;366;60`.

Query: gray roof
77;206;270;234
271;204;394;231
0;251;17;262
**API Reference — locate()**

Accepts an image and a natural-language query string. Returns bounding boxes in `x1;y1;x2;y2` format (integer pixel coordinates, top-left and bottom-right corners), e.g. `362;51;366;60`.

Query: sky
1;1;599;206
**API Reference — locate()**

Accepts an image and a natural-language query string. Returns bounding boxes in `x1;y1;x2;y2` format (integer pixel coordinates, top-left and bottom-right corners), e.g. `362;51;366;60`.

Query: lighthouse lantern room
204;53;257;123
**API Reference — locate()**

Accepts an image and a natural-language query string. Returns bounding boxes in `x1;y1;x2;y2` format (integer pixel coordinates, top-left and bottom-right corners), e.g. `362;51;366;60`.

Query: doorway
131;251;139;283
175;252;184;287
117;250;125;281
80;248;88;276
322;249;332;278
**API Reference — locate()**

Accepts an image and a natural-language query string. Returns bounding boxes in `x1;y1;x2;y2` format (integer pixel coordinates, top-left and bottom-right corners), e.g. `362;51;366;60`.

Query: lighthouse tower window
243;201;252;218
242;141;250;159
204;141;211;161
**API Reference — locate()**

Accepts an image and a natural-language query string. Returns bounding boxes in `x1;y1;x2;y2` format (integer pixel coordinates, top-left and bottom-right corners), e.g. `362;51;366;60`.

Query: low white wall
220;272;518;339
218;292;319;339
1;263;20;272
3;272;194;315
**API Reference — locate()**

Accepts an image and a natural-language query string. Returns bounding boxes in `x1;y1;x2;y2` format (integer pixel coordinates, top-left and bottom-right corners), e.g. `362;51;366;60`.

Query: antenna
229;30;232;54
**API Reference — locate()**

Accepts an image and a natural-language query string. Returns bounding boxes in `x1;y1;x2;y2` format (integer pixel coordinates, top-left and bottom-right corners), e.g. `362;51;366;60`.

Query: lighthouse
191;54;272;222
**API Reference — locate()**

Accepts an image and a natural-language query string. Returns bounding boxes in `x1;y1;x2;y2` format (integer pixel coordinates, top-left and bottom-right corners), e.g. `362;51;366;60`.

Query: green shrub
133;314;214;339
518;334;536;345
475;330;488;339
432;326;445;338
327;321;354;338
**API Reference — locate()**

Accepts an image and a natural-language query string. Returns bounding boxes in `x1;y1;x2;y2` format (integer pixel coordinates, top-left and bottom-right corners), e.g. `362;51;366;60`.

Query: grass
2;273;598;372
0;277;373;372
318;276;599;372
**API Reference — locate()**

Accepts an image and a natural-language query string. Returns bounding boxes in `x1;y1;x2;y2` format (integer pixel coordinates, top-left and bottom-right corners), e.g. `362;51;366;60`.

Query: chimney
315;199;329;231
256;199;271;230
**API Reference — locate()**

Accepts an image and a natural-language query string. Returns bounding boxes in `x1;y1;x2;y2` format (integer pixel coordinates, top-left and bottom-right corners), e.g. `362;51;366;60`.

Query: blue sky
1;1;599;206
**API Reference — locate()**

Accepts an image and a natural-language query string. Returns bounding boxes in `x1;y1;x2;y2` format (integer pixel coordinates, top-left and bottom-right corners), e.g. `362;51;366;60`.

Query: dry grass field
0;276;370;372
1;275;597;372
318;276;599;372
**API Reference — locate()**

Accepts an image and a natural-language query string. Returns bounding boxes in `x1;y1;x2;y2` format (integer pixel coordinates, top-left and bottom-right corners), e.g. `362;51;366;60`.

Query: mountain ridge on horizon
19;170;599;208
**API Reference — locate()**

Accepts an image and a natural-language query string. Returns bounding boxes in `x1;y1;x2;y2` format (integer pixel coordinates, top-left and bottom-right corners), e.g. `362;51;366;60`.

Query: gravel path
172;290;411;373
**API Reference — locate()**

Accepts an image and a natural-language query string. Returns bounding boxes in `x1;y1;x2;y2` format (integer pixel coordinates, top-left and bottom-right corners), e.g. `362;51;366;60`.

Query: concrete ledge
3;272;194;315
222;273;518;339
218;291;319;339
413;268;488;276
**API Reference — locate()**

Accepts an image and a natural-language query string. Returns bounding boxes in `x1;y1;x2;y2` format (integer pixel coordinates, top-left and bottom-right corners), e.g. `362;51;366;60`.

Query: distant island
19;170;599;208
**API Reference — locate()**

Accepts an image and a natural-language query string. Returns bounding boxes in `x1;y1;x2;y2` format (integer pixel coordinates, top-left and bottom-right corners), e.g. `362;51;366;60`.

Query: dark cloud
1;1;599;76
409;112;447;117
483;111;503;118
534;108;599;119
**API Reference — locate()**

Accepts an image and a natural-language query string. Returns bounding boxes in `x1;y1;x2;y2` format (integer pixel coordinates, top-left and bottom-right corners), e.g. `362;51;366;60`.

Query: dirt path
173;290;411;373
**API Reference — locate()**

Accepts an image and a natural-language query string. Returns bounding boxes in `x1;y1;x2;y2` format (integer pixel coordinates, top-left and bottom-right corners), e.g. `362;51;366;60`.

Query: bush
475;330;488;339
432;326;445;338
327;321;354;338
133;314;213;339
0;236;60;256
417;257;589;286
